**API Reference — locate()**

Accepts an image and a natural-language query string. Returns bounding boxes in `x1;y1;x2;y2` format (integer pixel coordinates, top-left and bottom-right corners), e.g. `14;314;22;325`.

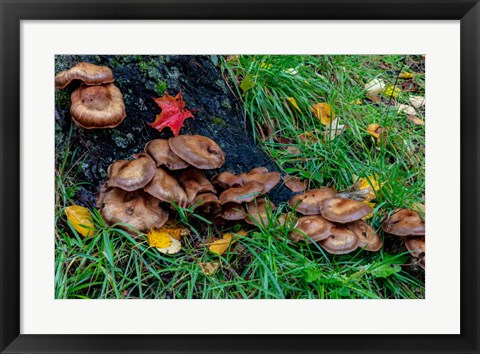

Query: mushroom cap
144;139;189;170
283;175;307;193
346;220;383;252
107;153;156;192
192;193;221;213
177;167;216;204
55;62;114;89
219;181;264;204
289;188;337;215
320;197;372;223
144;167;188;208
239;170;281;194
289;215;334;243
97;187;168;232
212;171;243;189
245;198;276;226
218;203;246;221
418;257;425;269
404;236;425;258
70;83;126;129
320;226;359;255
168;135;225;169
382;208;425;236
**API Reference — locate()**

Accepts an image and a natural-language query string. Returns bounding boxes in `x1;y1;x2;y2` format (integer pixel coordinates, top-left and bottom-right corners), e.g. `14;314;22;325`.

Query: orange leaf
310;103;334;125
65;205;95;237
150;92;194;136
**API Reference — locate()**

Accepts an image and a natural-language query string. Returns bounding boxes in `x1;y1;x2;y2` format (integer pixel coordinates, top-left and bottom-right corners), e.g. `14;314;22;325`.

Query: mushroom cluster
382;208;425;269
97;134;226;232
288;188;383;254
212;168;280;225
55;62;126;129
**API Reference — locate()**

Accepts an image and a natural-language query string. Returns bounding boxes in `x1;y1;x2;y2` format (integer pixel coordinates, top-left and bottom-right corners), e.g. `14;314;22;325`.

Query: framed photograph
1;0;478;353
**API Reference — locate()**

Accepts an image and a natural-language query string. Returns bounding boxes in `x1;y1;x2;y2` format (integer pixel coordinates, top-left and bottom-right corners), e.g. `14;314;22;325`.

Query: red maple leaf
149;92;194;136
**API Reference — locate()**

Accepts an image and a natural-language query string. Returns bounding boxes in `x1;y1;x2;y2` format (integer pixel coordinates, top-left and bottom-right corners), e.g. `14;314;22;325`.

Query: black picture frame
1;0;478;353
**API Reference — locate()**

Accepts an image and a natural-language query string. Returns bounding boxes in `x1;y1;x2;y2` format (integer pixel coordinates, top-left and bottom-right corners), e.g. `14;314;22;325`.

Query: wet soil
55;55;295;207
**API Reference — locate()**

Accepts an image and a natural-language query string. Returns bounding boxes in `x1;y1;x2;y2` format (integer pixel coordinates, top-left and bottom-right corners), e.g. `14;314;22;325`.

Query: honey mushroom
55;62;114;89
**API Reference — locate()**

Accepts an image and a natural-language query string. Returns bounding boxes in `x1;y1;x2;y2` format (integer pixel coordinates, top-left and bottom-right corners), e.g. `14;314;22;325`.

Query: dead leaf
399;72;415;79
150;92;194;136
397;104;416;116
287;97;302;113
350;99;362;105
310;103;334;125
365;78;385;95
356;176;382;201
323;118;345;139
283;175;307;192
383;85;400;98
407;115;425;125
366;94;381;103
148;226;182;254
157;221;190;241
208;233;234;255
200;262;220;275
409;95;425;109
65;205;95;237
299;131;318;143
366;124;386;144
286;146;301;155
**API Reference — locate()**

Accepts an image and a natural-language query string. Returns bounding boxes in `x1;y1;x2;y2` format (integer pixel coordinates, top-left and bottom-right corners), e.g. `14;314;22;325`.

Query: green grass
55;55;425;299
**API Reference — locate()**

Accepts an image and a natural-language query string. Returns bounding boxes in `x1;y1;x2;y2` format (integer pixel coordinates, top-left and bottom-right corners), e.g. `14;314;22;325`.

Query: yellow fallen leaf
357;176;382;201
148;227;172;248
350;99;362;105
200;262;220;275
65;205;95;237
299;131;318;142
260;62;272;69
399;72;415;79
383;85;400;98
287;97;302;113
157;236;182;255
156;221;189;241
365;78;385;95
407;115;425;125
310;103;334;125
235;230;248;237
208;233;233;255
366;124;386;145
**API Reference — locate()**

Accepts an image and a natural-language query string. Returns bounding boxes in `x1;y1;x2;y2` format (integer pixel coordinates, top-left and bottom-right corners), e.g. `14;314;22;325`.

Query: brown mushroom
239;170;281;194
70;83;126;129
289;215;334;243
404;236;425;258
107;153;156;192
418;257;425;270
346;220;383;252
55;62;114;89
289;188;336;215
217;203;246;221
219;181;264;204
177;167;216;204
191;193;221;213
320;226;359;254
320;197;372;223
245;198;276;227
144;167;188;208
144;139;189;170
169;135;225;169
381;208;425;236
97;187;168;232
212;171;243;188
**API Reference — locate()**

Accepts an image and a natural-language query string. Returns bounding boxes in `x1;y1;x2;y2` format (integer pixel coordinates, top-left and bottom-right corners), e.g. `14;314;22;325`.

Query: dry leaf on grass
287;97;302;113
65;205;95;237
399;72;415;79
407;115;425;126
148;227;182;254
200;262;220;275
208;233;234;255
365;78;385;95
409;95;425;109
310;102;334;125
383;85;400;98
367;124;386;144
397;104;417;116
323;118;345;139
